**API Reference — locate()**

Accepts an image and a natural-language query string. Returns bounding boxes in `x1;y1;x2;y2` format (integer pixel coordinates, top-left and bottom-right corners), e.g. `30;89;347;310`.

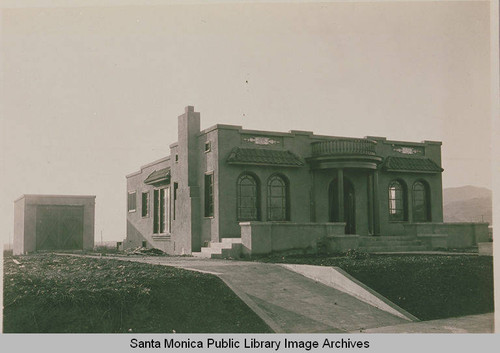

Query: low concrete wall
240;222;345;255
404;222;489;248
478;242;493;256
325;235;360;253
416;234;448;250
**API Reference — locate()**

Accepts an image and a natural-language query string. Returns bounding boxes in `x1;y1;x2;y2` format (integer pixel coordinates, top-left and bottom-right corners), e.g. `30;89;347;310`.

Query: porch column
310;170;316;222
337;168;344;222
373;170;380;235
367;173;374;235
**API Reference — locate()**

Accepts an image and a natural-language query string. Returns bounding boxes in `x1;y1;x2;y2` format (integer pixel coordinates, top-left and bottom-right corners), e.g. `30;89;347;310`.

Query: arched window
413;181;430;222
237;173;260;221
267;174;289;221
388;180;406;221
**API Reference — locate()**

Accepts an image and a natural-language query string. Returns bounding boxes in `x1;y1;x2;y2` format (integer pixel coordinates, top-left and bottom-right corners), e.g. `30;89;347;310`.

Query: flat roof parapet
15;194;96;203
126;156;171;178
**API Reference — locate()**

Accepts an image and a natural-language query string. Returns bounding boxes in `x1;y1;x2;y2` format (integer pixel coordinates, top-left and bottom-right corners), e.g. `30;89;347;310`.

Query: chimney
177;105;200;186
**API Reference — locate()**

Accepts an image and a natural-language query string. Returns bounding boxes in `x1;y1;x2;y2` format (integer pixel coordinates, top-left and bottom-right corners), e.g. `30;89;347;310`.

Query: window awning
383;157;443;173
144;168;171;185
227;147;304;167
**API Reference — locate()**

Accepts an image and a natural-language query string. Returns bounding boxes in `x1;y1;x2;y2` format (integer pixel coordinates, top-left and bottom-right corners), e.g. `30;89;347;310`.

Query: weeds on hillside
3;254;271;333
247;253;494;320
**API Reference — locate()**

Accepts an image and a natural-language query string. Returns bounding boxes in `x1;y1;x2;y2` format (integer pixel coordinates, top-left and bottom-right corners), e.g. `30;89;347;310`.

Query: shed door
36;205;84;250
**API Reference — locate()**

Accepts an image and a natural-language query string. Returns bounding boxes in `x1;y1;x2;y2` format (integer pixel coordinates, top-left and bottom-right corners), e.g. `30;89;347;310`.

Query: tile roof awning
383;157;443;173
144;168;171;185
227;147;304;167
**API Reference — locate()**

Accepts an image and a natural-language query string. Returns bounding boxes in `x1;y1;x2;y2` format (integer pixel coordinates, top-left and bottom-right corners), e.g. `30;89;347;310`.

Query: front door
329;179;356;234
344;182;356;234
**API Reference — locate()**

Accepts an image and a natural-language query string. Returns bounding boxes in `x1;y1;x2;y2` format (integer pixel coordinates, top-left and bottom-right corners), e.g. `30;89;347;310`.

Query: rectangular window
204;141;211;152
127;191;136;212
165;188;171;232
160;188;166;233
388;183;405;221
153;190;159;233
173;182;178;220
153;187;170;234
141;191;149;217
204;173;214;217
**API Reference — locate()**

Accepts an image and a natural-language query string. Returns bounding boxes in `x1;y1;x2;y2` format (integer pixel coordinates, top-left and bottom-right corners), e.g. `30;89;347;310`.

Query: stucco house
122;106;488;257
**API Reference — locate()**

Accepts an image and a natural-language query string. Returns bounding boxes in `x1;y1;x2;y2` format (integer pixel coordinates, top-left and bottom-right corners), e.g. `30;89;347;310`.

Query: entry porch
193;221;490;258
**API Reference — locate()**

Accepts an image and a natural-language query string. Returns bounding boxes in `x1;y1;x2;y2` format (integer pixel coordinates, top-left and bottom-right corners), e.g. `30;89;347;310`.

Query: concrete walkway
56;254;494;333
78;255;409;333
370;251;479;256
363;313;494;333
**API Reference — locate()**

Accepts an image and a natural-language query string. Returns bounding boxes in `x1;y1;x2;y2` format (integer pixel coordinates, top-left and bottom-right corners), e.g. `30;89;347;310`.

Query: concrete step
359;240;424;247
358;236;422;248
208;242;234;250
221;238;243;244
191;251;211;258
358;235;428;252
359;236;417;242
194;241;242;259
221;243;242;258
201;247;222;255
358;245;429;253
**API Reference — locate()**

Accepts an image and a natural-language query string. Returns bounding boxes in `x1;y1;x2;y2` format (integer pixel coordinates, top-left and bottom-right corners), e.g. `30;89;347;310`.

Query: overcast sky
0;1;492;242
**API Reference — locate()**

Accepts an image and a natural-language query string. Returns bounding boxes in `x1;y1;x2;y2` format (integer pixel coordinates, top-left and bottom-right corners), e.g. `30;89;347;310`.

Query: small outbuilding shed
14;195;95;255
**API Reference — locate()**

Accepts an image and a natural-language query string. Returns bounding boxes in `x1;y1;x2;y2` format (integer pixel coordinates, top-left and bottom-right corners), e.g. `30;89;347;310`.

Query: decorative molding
312;139;376;156
392;145;424;155
242;136;281;146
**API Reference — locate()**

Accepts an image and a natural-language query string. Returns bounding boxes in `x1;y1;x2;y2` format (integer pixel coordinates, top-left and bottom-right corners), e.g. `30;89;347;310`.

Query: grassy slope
250;254;494;321
3;254;272;333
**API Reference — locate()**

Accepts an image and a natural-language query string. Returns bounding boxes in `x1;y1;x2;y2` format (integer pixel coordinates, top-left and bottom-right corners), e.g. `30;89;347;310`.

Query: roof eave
144;177;171;185
227;161;304;168
383;168;443;174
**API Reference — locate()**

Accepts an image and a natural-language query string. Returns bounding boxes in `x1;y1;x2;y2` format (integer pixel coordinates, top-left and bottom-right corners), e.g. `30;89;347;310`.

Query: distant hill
443;186;492;224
